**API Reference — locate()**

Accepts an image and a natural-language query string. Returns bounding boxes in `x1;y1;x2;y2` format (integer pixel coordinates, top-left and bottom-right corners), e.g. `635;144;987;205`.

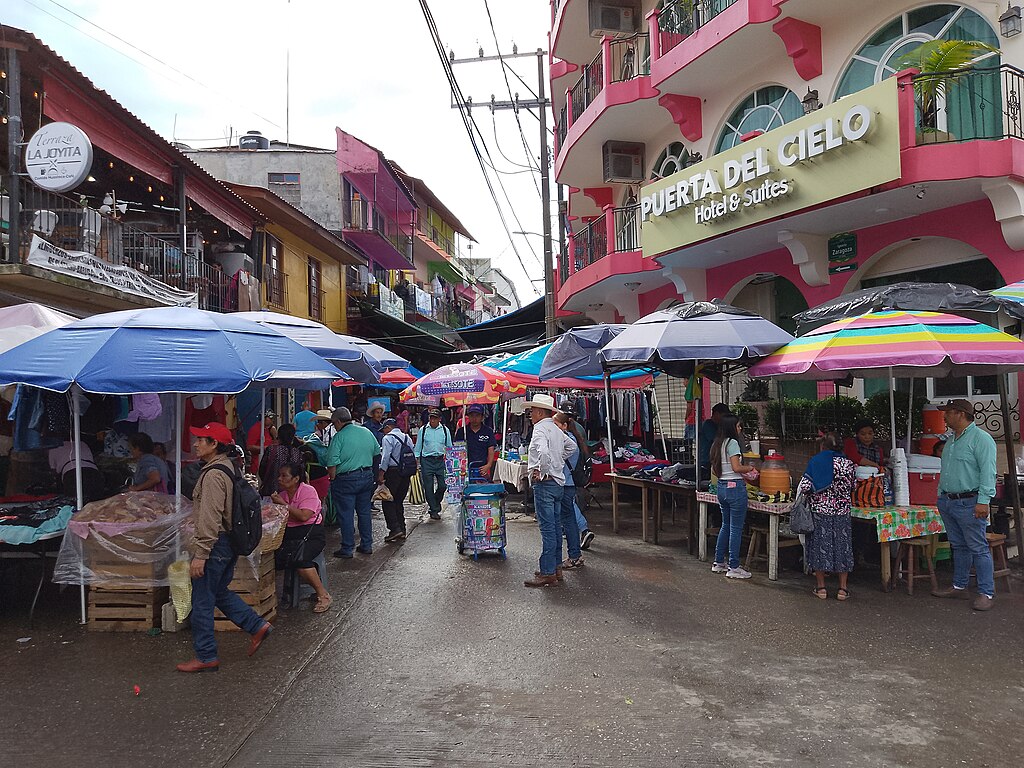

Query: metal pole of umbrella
997;373;1024;559
888;367;897;452
650;385;669;461
603;371;615;473
72;385;85;625
907;377;915;451
259;389;267;466
693;360;701;491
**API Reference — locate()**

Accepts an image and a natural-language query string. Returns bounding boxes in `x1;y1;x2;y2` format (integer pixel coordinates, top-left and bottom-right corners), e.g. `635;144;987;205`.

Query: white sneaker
711;562;729;573
726;567;752;580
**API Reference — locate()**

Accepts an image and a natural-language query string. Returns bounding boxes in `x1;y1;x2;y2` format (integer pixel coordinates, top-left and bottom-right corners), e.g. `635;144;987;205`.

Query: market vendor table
592;461;669;485
851;504;943;588
696;492;791;580
495;458;528;492
609;474;695;546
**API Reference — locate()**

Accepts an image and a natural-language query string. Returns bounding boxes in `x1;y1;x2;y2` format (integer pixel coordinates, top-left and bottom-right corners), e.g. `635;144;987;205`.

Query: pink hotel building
551;1;1024;401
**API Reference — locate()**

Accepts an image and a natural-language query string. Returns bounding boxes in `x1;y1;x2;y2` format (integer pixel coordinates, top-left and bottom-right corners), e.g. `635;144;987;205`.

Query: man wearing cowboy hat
314;409;337;446
933;398;998;611
364;402;387;446
522;393;576;588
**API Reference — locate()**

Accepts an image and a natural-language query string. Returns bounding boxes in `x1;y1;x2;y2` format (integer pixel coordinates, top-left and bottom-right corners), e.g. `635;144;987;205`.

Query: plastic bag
372;483;393;502
167;558;192;622
788;490;815;534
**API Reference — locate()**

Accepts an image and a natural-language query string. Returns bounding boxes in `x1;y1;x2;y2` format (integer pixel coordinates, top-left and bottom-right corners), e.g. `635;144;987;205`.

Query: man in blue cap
464;404;497;479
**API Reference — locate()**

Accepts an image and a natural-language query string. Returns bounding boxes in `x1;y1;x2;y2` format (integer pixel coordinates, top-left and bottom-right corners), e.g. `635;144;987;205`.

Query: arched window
836;4;998;98
714;86;803;153
649;141;703;180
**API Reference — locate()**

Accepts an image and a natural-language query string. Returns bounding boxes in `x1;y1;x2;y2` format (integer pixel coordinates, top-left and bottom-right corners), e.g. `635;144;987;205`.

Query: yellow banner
641;77;902;257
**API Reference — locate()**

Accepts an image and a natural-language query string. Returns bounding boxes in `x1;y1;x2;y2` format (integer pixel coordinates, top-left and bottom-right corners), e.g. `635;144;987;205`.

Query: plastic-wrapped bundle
54;492;193;587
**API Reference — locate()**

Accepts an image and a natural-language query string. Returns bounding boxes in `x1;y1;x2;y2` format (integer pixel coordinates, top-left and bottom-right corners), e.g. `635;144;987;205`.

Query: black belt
943;491;978;500
337;467;372;476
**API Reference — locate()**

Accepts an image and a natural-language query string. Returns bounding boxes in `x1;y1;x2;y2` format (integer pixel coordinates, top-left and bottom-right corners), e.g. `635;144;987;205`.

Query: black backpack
568;453;593;487
200;463;263;556
397;435;418;478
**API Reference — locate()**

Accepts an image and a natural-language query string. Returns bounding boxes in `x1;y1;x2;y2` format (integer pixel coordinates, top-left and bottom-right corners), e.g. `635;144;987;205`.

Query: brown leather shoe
932;586;970;599
524;574;560;588
972;595;994;611
534;568;564;581
248;622;272;657
176;658;220;673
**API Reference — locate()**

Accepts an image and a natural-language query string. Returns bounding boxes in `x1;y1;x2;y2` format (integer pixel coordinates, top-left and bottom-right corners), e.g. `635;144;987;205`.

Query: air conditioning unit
589;1;638;38
603;141;645;183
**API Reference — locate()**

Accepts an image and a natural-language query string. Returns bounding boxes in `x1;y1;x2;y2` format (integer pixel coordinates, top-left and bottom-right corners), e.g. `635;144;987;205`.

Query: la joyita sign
24;122;94;193
641;104;873;226
639;77;902;258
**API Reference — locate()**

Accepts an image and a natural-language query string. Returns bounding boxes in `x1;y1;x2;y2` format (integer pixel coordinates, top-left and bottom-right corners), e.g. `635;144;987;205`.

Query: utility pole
450;47;557;341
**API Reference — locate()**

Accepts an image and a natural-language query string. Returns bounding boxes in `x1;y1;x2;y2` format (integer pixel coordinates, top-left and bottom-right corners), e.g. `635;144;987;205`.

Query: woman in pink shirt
271;462;331;613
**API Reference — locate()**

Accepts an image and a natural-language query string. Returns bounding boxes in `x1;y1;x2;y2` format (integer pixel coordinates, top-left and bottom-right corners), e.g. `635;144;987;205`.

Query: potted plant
899;39;999;143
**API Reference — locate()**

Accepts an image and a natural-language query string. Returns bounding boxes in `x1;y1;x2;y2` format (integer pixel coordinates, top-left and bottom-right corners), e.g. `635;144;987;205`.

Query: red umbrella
380;368;417;384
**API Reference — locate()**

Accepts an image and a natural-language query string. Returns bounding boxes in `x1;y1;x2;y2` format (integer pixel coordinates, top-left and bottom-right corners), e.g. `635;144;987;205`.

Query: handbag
408;471;426;505
853;475;885;507
788;489;815;534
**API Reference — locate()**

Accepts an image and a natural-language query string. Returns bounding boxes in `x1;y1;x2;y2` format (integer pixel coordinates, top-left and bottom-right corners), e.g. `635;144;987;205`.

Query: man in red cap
177;422;272;673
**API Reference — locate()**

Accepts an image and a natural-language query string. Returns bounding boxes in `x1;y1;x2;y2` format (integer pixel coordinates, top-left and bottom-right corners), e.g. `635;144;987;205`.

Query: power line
489;112;540;174
417;0;542;294
482;0;541;197
22;0;284;128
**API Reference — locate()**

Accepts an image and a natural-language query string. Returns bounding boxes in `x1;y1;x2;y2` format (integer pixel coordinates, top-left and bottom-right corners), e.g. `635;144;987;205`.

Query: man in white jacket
523;394;577;588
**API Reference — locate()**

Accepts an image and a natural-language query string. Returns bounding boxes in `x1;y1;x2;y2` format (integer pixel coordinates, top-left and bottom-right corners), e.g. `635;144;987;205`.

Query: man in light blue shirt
415;409;452;520
933;399;997;611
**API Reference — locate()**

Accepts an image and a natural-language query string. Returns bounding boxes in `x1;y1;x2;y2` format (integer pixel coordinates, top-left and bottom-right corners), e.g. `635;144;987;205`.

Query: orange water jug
918;435;941;456
759;453;791;494
922;405;944;435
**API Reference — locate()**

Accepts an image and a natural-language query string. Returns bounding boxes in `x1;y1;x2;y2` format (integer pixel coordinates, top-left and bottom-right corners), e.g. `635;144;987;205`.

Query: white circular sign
24;122;94;193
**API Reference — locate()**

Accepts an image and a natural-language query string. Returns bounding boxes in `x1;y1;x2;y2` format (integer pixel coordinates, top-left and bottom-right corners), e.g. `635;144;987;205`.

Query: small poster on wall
367;396;392;415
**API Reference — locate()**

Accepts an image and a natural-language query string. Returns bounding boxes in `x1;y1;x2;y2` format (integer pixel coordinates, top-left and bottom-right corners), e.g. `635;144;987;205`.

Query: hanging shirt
293;409;318;439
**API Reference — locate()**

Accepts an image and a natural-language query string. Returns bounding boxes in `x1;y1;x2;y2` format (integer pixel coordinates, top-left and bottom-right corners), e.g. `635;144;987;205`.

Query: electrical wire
482;0;542;196
417;0;543;292
490;112;541;173
22;0;284;128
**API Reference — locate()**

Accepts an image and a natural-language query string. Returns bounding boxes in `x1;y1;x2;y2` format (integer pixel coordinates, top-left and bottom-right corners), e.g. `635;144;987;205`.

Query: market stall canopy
538;324;628;381
0;306;347;394
231;311;408;384
0;302;76;354
990;279;1024;308
749;310;1024;380
599;301;794;377
490;342;654;389
400;363;526;406
792;282;1020;332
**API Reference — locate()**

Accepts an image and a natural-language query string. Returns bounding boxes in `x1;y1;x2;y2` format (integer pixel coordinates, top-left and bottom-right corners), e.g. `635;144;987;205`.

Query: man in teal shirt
933;399;997;611
327;407;381;558
416;408;452;520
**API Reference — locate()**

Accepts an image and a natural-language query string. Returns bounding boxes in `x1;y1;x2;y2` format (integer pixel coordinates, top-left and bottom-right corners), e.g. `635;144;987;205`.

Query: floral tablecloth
851;505;944;542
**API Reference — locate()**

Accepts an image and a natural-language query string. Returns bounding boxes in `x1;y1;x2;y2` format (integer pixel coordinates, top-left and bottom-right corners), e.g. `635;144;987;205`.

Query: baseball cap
939;398;975;416
263;410;277;419
332;407;353;424
382;418;397;428
190;422;233;444
428;408;442;417
466;404;486;414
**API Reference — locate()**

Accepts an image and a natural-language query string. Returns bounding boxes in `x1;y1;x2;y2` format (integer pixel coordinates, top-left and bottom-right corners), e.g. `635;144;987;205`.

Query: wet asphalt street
2;495;1024;767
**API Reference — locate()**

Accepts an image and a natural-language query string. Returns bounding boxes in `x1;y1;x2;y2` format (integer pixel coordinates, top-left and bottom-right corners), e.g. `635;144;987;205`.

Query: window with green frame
835;5;1000;140
714;86;803;153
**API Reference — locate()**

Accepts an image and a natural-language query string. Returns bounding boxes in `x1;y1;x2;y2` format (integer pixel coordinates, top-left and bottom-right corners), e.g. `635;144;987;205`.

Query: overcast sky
4;0;551;302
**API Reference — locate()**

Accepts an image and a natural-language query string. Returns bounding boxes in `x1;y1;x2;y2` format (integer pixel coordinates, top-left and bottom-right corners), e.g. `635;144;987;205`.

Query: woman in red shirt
843;420;886;469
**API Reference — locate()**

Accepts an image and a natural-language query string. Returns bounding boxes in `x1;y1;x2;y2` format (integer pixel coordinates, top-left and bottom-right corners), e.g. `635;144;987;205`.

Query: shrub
740;378;770;402
762;396;865;439
814;396;866;438
730;402;758;437
865;392;929;441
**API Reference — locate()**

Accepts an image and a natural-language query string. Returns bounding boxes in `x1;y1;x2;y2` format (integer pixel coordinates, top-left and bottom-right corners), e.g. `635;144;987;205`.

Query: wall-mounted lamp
801;88;822;114
1000;3;1022;37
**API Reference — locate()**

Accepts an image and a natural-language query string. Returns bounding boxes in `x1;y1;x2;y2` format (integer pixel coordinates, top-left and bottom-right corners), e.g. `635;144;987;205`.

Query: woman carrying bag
797;432;857;601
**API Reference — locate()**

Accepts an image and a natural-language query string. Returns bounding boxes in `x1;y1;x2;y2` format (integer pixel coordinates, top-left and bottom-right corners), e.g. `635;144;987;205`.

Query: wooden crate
88;586;168;632
214;551;277;632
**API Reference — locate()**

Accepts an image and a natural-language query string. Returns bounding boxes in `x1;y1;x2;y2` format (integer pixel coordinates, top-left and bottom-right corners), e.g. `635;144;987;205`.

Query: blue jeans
570;489;589;531
419;456;446;515
938;494;994;597
533;480;562;575
191;534;265;662
331;468;375;555
560;485;582;561
715;480;748;569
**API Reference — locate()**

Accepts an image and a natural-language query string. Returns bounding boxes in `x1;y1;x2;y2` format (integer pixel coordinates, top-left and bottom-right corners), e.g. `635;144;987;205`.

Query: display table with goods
52;491;289;631
495;457;528;492
0;494;76;621
696;492;792;581
609;467;696;546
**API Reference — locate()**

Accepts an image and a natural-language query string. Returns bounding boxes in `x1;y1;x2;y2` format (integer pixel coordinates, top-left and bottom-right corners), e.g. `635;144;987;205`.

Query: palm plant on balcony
898;39;999;141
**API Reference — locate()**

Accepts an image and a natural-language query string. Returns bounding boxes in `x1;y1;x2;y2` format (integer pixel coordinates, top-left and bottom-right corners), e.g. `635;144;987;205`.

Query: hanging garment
126;393;162;422
140;393;176;444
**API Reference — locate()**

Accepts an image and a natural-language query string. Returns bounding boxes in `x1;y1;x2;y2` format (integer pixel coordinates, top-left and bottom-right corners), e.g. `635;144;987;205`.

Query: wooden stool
987;532;1013;594
745;525;802;571
891;537;938;595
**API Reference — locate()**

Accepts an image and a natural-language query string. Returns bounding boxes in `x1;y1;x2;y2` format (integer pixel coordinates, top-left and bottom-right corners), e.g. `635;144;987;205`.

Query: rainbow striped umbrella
748;310;1024;380
991;280;1024;304
400;364;526;406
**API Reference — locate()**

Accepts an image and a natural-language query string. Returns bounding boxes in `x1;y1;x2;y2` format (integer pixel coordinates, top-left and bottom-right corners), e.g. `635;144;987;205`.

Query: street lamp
1000;3;1022;37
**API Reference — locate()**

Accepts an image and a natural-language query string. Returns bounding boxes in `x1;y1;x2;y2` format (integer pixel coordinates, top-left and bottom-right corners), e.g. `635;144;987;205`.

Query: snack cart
456;483;507;560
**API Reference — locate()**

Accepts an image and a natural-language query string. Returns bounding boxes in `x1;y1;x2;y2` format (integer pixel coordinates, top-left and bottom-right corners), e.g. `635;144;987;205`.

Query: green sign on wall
828;232;857;263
